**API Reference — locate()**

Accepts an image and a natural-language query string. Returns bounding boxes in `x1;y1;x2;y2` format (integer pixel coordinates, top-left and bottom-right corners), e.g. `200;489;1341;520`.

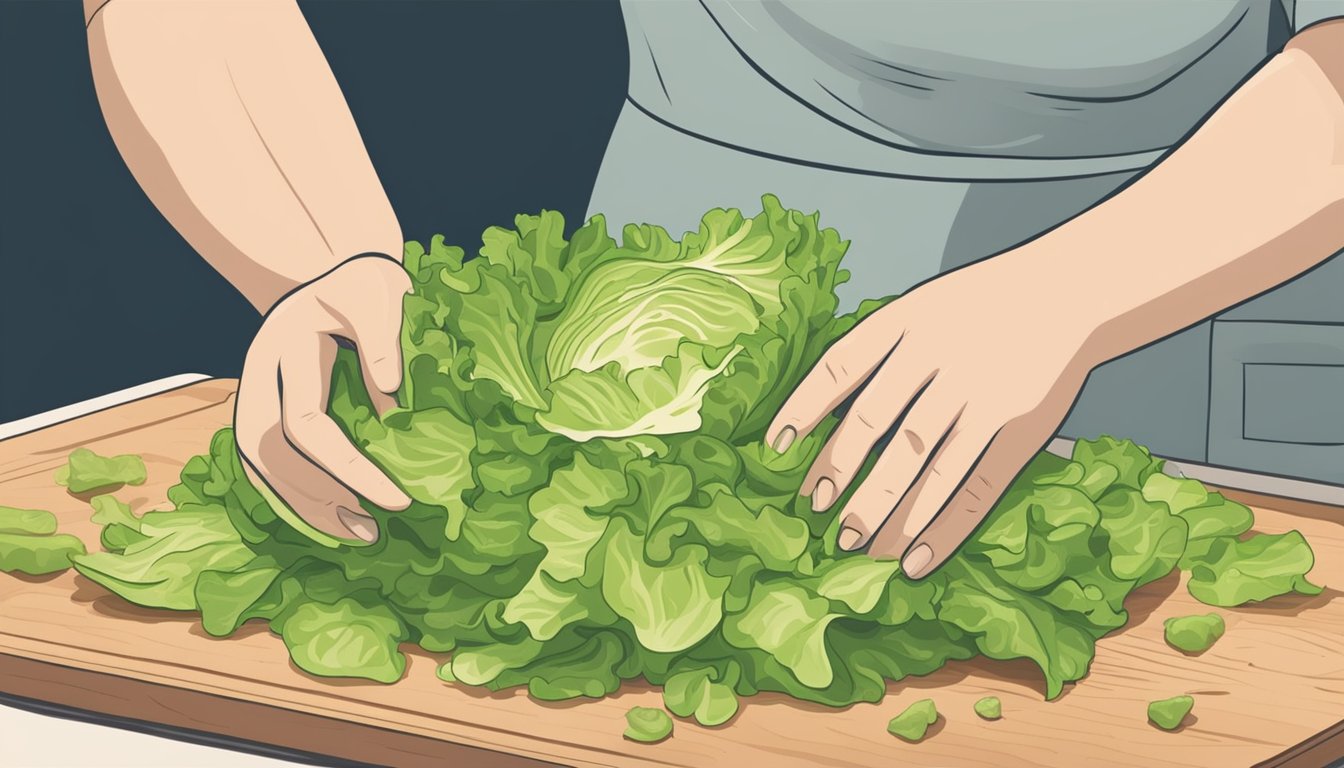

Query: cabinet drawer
1208;320;1344;484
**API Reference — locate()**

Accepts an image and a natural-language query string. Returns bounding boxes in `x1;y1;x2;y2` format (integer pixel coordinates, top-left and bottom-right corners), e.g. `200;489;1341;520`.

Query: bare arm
86;0;413;541
1033;21;1344;365
85;0;402;311
768;22;1344;578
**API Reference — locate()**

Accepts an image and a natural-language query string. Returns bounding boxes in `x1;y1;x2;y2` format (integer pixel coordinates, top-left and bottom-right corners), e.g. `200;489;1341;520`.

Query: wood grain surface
1;379;1341;768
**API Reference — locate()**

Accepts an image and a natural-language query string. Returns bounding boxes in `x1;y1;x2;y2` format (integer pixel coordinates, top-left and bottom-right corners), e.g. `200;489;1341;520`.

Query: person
85;0;1344;579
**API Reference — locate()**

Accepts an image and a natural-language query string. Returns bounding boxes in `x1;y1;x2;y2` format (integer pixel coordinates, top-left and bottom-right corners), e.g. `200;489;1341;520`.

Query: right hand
235;255;413;543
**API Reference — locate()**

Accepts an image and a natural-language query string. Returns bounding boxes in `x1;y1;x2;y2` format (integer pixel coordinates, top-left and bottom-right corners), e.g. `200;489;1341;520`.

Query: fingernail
811;477;836;511
337;507;378;543
771;426;797;454
902;544;934;579
837;527;863;551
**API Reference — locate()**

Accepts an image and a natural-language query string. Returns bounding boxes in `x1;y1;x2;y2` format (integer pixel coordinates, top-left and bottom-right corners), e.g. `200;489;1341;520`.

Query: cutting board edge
0;651;590;768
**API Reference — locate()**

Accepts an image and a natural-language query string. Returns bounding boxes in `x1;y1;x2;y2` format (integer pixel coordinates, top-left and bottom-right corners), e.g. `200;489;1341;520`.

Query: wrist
993;236;1142;371
263;254;405;317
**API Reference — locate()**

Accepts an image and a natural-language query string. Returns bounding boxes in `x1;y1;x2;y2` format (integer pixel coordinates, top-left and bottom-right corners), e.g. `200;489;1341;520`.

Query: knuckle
901;427;928;455
818;340;856;381
970;472;997;495
822;357;849;385
281;410;324;442
848;406;882;432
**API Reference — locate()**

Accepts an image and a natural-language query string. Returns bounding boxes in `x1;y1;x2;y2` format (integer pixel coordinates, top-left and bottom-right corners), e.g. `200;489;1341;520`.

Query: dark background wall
0;0;628;422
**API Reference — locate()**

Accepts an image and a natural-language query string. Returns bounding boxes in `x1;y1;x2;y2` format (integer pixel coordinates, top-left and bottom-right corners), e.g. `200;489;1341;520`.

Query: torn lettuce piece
937;559;1098;700
812;556;903;615
1096;488;1188;587
663;668;739;726
1186;531;1322;607
1072;436;1156;490
602;518;730;654
196;561;284;636
0;505;57;536
88;495;147;553
0;532;86;575
55;448;147;493
491;631;628;701
1148;695;1194;730
624;706;673;743
888;698;938;741
277;596;408;683
1163;613;1225;654
359;407;477;540
722;581;839;689
73;504;255;610
973;696;1002;720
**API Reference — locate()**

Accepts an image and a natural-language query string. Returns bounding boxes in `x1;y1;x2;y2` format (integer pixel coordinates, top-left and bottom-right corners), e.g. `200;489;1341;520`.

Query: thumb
336;258;410;398
358;317;404;396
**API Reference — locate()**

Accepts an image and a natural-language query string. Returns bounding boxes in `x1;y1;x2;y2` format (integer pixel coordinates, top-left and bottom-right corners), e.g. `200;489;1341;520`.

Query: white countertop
3;701;305;768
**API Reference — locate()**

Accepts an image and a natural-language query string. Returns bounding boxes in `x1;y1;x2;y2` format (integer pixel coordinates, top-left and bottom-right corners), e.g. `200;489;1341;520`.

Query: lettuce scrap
71;196;1322;718
0;505;58;536
887;698;938;741
624;707;674;742
55;448;147;493
0;505;84;575
1163;613;1225;654
974;696;1002;720
1148;695;1195;730
0;532;86;575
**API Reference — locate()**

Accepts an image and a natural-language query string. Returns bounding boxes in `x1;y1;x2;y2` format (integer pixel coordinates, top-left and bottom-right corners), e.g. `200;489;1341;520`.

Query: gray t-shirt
621;0;1344;178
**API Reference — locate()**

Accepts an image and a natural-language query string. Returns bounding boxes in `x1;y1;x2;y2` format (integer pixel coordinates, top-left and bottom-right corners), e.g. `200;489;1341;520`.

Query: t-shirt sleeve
1283;0;1344;30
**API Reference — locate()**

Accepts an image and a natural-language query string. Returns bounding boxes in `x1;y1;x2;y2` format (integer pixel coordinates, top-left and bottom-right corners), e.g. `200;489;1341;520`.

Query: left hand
766;256;1104;579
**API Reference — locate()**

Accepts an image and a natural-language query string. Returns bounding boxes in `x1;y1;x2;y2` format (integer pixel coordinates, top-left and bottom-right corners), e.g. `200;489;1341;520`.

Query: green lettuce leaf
277;596;408;683
55;448;147;493
0;532;86;575
603;518;730;653
0;505;58;536
1185;531;1322;606
624;706;673;743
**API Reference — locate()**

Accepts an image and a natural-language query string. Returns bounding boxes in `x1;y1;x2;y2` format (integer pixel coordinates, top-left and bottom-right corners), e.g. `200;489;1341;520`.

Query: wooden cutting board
1;379;1342;768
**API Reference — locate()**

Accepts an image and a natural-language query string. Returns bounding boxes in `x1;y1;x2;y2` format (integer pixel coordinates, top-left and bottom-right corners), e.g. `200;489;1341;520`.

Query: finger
864;421;1005;574
894;430;1039;580
235;332;372;542
326;259;411;398
764;315;900;453
240;427;374;543
801;360;935;509
361;365;400;417
831;394;964;550
279;334;412;511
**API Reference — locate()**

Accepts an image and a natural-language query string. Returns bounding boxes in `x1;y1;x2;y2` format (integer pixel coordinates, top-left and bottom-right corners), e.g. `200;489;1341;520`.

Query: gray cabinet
1209;320;1344;484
